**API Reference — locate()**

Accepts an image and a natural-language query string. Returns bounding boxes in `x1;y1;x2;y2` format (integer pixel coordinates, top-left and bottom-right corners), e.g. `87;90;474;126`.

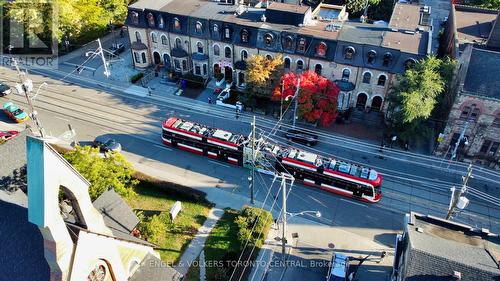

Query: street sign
170;201;182;221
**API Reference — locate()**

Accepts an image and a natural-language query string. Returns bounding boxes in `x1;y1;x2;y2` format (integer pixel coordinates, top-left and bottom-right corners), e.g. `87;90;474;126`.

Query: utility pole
279;173;294;257
446;164;472;220
292;78;300;128
12;58;45;138
451;121;468;161
250;115;256;205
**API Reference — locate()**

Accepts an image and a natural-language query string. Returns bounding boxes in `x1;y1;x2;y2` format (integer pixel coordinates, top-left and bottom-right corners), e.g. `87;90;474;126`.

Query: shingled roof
463;47;500;100
93;188;140;235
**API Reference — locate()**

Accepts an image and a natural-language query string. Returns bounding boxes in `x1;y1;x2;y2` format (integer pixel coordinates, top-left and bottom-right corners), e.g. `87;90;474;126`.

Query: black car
109;43;125;55
285;129;319;146
0;83;11;97
93;136;122;152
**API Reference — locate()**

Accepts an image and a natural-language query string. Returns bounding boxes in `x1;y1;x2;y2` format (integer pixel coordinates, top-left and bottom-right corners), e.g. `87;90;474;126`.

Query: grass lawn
184;256;200;281
126;180;212;264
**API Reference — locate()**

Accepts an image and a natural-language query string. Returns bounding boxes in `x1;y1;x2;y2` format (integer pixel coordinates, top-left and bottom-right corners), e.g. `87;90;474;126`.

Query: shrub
139;214;167;244
130;72;144;83
235;206;273;249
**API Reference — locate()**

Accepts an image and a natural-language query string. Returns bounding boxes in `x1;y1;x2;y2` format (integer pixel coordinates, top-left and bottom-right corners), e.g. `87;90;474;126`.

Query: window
195;65;201;75
203;64;207;75
141;52;146;63
224;27;231;39
131;12;139;25
264;33;273;46
362;72;371;84
174;59;181;70
284;57;291;69
493;113;500;128
296;60;303;70
134;52;140;63
241;29;249;43
266;54;273;60
315;64;322;75
87;264;106;281
297;38;306;52
342;68;350;80
195;21;203;33
147;13;155;27
225;46;231;58
213;24;219;33
404;58;416;70
161;35;167;45
182;60;187;70
241;50;248;61
470;107;480;120
151;32;157;43
344;46;355;60
135;31;141;42
173;18;181;30
480;140;499;156
377;75;387;86
461;104;480;121
213;44;220;56
460;106;471;119
367;50;376;64
316;42;327;56
158;16;164;28
285;36;293;49
197;42;203;53
175;38;182;49
382;52;392;67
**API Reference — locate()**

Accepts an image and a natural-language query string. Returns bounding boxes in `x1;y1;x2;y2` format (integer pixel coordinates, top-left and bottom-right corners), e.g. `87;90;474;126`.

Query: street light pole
446;164;472;220
250;115;256;204
281;173;287;257
292;78;300;128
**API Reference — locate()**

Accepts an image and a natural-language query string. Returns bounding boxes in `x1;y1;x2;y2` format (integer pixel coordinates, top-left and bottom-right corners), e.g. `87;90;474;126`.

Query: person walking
208;97;212;104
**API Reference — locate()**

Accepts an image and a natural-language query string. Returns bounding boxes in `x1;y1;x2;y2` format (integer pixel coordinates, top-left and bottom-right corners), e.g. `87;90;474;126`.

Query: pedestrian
120;28;124;38
378;251;387;264
208;97;212;104
404;142;409;151
148;86;152;96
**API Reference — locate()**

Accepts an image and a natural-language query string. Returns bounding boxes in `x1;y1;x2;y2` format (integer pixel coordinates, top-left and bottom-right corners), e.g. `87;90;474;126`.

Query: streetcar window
349;166;358;176
360;168;369;179
368;170;378;181
338;163;351;173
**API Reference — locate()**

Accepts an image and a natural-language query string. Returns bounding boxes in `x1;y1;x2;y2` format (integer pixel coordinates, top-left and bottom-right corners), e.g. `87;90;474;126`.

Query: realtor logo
1;1;58;68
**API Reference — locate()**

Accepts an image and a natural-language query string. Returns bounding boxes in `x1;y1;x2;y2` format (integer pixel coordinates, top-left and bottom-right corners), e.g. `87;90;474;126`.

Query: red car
0;130;19;141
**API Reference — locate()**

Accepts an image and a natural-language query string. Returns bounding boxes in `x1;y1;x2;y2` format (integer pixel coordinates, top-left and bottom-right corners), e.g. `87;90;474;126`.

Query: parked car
285;128;319;146
327;253;351;281
0;130;19;141
0;83;11;97
109;43;125;55
93;135;122;152
2;102;30;123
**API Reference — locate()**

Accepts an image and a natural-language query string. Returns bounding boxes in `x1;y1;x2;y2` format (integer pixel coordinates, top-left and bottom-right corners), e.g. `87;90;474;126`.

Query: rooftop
389;2;426;31
463;47;500;100
382;30;428;55
266;1;310;14
93;188;140;235
453;5;497;48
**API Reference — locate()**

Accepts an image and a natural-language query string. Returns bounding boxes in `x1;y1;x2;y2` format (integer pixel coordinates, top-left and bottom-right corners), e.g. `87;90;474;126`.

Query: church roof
93;188;140;235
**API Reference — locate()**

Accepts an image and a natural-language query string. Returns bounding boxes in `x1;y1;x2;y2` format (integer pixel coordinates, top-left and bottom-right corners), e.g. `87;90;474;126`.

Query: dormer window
264;33;274;47
131;12;139;25
175;38;182;49
367;50;376;64
404;58;417;70
297;38;306;53
147;13;155;27
316;42;327;57
344;46;355;60
173;18;181;30
224;27;231;39
213;24;219;33
195;21;203;34
241;29;249;43
158;16;164;28
197;42;203;53
382;52;392;67
285;36;293;49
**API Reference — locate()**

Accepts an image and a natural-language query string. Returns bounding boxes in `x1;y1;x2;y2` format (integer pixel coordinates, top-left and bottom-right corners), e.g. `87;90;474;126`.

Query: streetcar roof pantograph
212;129;233;141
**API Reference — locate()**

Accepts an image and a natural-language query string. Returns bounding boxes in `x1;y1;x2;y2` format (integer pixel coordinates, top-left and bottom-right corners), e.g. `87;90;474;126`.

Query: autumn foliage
273;70;339;127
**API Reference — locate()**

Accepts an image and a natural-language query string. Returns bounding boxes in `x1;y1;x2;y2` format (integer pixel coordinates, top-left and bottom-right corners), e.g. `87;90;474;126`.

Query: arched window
315;64;322;75
213;44;220;56
377;74;387;86
285;36;293;49
158;16;164;28
241;50;248;61
382;52;392;67
362;72;371;84
367;50;377;64
141;52;146;63
460;104;481;121
296;60;304;70
224;27;231;39
316;42;327;56
297;38;306;53
135;31;141;42
134;52;140;63
161;34;167;45
173;18;181;30
264;33;273;46
266;54;273;60
344;46;355;60
131;12;139;25
175;38;182;49
195;21;203;33
225;46;231;58
147;13;155;27
342;68;350;80
404;58;417;70
213;24;219;33
284;57;291;69
493;113;500;128
241;29;249;43
151;32;157;43
87;264;106;281
197;42;203;53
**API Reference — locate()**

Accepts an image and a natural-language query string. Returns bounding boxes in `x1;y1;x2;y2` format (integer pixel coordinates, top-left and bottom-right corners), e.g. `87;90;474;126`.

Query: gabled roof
463;47;500;100
93;188;140;235
129;253;183;281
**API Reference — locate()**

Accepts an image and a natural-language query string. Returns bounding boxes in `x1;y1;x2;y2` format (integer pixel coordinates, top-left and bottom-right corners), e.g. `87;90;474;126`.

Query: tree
246;54;284;96
367;0;395;21
63;145;137;200
273;70;340;127
468;0;500;10
235;206;273;249
345;0;380;16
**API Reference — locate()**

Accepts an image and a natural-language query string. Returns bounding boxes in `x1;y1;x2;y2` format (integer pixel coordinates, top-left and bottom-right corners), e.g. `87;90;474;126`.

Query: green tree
235;206;273;249
345;0;380;16
246;54;284;97
367;0;395;21
468;0;500;10
63;145;137;200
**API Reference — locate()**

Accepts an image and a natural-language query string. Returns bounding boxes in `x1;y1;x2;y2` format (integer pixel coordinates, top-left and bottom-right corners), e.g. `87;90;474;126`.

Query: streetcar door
353;186;363;198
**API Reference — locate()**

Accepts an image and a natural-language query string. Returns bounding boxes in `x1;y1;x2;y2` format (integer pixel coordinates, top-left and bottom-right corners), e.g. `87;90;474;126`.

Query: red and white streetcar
162;117;382;203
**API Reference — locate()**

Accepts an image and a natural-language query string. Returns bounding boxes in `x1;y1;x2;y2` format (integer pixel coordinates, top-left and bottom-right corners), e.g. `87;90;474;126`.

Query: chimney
419;6;431;26
486;12;500;50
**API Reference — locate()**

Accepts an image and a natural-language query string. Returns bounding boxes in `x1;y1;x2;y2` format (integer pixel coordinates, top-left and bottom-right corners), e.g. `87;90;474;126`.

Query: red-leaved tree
272;70;339;127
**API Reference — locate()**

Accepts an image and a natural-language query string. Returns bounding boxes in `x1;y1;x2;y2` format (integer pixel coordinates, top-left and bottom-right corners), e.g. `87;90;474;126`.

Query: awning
131;41;148;50
192;53;209;61
334;79;355;92
234;60;247;70
171;48;188;58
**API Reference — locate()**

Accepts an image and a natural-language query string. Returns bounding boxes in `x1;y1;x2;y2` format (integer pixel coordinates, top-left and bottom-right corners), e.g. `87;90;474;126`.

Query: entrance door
153;52;161;65
213;64;221;77
224;66;233;82
163;54;171;70
356;93;367;109
371;96;383;111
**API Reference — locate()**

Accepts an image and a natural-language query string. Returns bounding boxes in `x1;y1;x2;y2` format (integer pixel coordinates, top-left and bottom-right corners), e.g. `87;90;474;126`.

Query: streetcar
162;117;382;203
